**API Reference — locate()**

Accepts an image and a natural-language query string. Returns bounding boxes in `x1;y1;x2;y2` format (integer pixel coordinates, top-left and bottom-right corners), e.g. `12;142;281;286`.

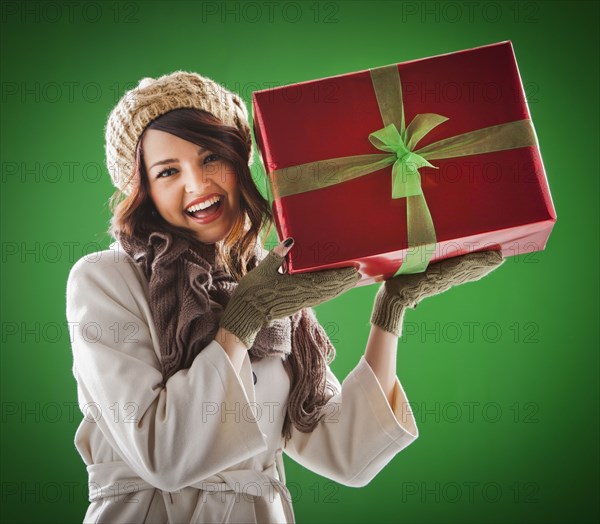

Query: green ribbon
262;64;538;276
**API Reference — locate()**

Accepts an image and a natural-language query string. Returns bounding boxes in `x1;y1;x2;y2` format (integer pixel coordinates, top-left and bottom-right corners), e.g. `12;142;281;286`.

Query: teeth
186;195;221;213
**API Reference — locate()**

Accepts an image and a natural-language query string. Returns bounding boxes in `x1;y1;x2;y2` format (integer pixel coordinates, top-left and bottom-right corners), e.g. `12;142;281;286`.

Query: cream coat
65;242;419;523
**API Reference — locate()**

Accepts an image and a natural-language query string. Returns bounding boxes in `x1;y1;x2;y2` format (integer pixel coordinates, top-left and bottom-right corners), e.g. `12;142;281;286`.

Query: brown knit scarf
115;229;337;443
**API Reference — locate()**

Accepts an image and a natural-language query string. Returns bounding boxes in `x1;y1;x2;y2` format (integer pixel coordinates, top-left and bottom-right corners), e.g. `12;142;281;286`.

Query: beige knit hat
105;70;253;196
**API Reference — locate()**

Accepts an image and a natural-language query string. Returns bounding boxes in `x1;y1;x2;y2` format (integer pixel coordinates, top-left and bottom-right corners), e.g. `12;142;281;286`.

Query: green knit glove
219;238;361;348
370;250;505;337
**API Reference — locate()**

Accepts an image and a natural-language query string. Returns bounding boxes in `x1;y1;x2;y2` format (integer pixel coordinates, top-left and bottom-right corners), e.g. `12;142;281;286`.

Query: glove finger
334;267;362;289
271;267;359;310
436;250;505;285
311;266;360;284
317;267;360;290
306;267;360;303
470;249;504;266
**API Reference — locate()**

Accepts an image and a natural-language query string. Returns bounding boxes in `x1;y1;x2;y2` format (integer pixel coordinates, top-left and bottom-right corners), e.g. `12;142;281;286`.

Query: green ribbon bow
369;122;438;199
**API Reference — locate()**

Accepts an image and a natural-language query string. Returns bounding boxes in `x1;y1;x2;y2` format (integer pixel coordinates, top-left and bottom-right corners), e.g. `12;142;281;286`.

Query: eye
204;153;220;164
155;167;177;179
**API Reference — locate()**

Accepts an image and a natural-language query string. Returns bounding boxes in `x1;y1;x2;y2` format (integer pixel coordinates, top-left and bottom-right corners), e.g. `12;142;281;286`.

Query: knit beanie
105;70;253;196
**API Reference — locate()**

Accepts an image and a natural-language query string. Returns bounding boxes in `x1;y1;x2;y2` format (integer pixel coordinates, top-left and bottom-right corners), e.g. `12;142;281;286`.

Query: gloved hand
370;250;505;337
219;238;361;348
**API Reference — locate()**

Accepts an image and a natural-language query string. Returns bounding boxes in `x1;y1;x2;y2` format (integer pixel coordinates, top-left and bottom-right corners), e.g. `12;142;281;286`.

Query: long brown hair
107;108;336;444
108;108;271;280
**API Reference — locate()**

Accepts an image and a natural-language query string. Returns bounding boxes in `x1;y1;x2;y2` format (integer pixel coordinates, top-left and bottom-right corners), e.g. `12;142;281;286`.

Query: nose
184;164;214;194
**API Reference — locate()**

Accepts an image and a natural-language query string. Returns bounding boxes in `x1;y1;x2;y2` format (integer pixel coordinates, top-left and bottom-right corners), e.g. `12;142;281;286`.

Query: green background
1;0;598;523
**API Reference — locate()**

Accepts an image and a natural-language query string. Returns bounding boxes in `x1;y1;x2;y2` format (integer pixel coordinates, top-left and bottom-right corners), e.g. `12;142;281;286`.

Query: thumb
259;237;294;273
272;237;294;257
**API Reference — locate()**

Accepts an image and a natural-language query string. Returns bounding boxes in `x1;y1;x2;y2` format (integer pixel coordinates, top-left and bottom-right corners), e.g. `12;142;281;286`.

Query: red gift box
251;41;556;287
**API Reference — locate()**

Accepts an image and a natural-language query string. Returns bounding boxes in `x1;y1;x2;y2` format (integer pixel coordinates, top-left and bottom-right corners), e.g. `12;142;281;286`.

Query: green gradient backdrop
1;1;598;523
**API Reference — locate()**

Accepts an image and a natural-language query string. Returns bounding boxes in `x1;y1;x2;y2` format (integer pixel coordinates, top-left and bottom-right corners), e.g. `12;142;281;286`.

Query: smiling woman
65;70;466;523
108;105;268;280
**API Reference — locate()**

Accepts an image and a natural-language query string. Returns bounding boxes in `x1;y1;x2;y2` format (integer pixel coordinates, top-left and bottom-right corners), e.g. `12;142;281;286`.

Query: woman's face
142;129;241;244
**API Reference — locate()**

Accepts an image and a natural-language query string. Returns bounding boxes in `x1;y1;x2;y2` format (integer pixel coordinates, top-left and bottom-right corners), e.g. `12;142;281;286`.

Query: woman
66;71;503;523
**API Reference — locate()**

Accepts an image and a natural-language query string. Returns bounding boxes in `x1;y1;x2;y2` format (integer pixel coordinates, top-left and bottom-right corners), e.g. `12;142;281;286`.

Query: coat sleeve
66;251;268;493
283;320;419;488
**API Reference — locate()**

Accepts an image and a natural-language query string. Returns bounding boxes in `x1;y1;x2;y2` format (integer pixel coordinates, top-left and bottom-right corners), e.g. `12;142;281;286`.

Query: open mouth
185;195;224;219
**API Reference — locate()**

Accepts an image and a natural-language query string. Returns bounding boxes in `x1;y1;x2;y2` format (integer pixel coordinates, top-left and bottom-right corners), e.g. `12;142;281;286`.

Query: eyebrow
149;146;208;170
